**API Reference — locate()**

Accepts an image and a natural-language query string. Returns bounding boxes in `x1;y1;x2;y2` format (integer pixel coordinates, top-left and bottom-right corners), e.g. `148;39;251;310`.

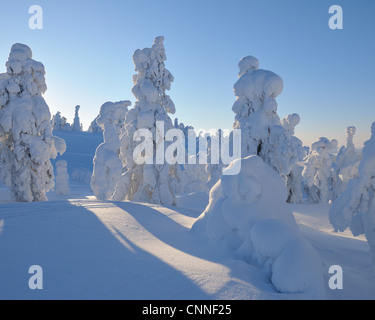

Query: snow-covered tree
232;56;303;187
88;115;102;133
0;43;66;202
302;137;338;204
55;160;70;195
281;114;305;203
334;126;361;196
112;37;182;206
330;122;375;265
52;111;62;130
52;111;71;131
72;105;82;131
91;101;131;200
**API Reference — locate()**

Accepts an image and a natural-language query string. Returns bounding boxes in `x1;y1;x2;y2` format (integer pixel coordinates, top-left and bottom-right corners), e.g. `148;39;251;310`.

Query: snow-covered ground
0;130;374;300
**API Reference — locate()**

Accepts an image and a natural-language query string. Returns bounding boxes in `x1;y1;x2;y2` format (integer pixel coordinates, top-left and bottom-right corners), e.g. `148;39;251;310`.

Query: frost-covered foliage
112;37;182;206
335;126;361;196
88;115;102;133
55;160;70;195
302;137;338;204
0;43;66;202
232;56;303;188
330;122;375;265
192;156;324;297
91;101;131;200
72;105;82;131
52;111;71;131
281;114;305;203
182;153;209;194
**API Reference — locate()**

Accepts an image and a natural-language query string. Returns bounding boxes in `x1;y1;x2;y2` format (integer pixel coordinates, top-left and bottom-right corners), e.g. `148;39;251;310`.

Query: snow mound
192;156;324;297
241;219;324;297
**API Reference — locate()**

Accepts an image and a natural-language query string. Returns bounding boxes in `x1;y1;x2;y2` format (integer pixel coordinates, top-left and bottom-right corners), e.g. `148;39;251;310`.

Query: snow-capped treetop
281;113;301;135
238;56;259;78
0;43;47;104
96;100;131;131
233;57;283;103
310;137;338;154
132;36;175;114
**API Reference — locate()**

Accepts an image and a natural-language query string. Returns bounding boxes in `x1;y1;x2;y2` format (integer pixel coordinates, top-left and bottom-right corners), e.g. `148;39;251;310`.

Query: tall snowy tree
112;36;182;206
0;43;66;202
330;122;375;266
232;55;303;186
302;137;338;204
335;126;361;196
281;114;305;203
72;105;82;131
91;101;131;200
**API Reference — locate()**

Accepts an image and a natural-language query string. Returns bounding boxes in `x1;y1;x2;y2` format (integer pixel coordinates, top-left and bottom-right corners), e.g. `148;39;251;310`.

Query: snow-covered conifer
330;122;375;265
88;115;102;133
232;56;303;187
113;37;181;206
335;126;361;196
302;137;338;203
55;160;70;195
0;43;66;202
91;101;131;200
72;105;82;131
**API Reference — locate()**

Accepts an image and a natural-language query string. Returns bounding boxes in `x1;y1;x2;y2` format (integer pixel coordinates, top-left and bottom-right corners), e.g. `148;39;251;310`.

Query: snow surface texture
54;160;70;195
91;101;131;200
0;43;66;202
302;137;338;204
330;122;375;265
0;128;374;300
232;56;304;203
112;37;184;206
192;156;325;298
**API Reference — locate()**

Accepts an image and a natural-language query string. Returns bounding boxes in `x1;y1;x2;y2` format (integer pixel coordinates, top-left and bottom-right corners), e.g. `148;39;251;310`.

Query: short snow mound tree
302;137;338;204
330;122;375;265
91;101;131;200
112;37;182;206
0;43;66;202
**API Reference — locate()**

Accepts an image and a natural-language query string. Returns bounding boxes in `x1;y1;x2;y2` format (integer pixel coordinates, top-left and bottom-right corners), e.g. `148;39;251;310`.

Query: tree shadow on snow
0;200;211;300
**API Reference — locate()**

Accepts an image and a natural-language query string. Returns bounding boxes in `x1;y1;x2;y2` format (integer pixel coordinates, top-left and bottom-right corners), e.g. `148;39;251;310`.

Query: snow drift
192;156;325;298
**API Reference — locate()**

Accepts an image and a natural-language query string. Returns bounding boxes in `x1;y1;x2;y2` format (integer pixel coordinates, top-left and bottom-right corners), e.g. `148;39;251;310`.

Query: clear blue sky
0;0;374;147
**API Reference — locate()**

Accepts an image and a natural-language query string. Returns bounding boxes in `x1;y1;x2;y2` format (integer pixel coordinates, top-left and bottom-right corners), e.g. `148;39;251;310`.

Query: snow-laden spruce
52;111;71;131
302;137;338;204
112;37;182;206
72;105;82;131
55;160;70;195
232;56;304;194
91;101;131;200
330;122;375;265
281;114;305;203
334;126;361;197
192;156;324;298
0;43;66;202
88;115;102;133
